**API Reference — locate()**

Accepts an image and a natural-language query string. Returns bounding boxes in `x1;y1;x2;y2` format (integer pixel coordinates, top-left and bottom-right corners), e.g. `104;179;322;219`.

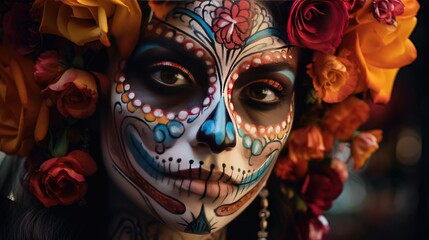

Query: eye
244;84;279;103
240;79;285;105
149;61;195;88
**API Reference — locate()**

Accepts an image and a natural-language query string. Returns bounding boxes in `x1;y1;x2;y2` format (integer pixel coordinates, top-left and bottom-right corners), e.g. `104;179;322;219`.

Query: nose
197;101;236;153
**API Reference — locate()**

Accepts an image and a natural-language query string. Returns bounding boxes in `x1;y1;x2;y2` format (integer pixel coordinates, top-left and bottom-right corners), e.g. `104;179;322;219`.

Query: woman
0;0;419;239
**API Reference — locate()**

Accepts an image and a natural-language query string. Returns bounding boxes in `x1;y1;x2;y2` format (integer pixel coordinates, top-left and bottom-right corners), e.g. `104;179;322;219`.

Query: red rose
29;150;97;207
212;0;253;49
287;0;349;54
373;0;404;25
294;214;330;240
301;167;343;216
343;0;366;14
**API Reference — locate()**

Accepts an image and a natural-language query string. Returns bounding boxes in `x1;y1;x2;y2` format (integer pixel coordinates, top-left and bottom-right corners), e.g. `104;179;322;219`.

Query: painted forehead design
147;0;292;83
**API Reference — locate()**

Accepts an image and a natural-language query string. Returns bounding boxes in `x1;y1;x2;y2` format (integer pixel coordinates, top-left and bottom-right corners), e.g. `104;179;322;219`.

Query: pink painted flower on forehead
373;0;405;26
212;0;253;49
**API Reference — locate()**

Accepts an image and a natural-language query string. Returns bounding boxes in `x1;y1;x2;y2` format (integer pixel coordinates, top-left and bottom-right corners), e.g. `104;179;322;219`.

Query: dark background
327;2;429;239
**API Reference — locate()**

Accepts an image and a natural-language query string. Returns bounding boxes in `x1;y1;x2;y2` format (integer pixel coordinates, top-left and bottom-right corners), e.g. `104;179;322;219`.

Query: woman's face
102;0;298;233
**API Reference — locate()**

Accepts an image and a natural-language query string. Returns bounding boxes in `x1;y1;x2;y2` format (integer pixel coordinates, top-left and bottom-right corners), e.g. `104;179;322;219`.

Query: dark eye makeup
232;63;295;125
123;37;295;122
235;63;294;109
148;61;196;91
123;39;209;111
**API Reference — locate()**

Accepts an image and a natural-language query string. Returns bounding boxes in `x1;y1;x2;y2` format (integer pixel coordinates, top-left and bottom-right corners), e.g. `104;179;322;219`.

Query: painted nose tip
196;102;236;153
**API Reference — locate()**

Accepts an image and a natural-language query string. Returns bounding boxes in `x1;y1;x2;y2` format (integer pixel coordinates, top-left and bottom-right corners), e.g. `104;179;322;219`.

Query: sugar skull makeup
102;0;298;234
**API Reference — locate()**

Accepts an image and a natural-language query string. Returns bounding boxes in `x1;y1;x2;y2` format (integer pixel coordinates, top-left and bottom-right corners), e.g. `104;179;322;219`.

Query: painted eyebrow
244;63;296;79
135;27;215;62
130;39;207;67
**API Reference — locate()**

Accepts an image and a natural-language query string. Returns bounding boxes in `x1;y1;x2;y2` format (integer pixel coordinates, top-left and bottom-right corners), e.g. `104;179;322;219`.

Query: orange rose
44;68;100;119
148;0;178;19
351;130;383;169
341;0;419;103
37;0;142;57
322;96;369;141
287;125;326;163
307;50;358;103
29;150;97;207
275;154;308;182
0;44;49;156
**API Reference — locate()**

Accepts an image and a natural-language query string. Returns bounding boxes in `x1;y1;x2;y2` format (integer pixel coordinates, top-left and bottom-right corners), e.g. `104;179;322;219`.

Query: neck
107;180;227;240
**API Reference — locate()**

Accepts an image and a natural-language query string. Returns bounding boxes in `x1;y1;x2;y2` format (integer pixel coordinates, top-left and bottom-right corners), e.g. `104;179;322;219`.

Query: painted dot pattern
114;22;220;125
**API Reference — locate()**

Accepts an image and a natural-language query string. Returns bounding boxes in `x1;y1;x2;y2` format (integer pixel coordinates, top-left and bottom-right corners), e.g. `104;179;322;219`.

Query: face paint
102;0;298;234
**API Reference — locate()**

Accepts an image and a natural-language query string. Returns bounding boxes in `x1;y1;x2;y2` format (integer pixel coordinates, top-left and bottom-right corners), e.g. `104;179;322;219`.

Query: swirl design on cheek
108;104;186;215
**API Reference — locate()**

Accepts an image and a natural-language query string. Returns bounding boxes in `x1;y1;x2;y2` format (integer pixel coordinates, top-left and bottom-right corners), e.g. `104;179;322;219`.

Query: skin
101;1;299;239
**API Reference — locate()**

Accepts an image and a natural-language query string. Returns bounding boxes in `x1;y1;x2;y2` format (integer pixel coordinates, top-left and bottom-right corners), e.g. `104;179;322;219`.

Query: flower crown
0;0;419;238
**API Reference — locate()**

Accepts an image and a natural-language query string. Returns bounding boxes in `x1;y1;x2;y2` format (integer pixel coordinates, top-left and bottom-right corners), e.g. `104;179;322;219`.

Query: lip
174;178;237;199
169;168;240;199
168;168;239;199
125;126;276;199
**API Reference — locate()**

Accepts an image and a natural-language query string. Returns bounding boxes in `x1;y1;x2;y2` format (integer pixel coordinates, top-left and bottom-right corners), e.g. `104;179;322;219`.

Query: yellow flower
351;130;383;170
307;50;358;103
37;0;142;57
0;44;49;156
341;0;419;103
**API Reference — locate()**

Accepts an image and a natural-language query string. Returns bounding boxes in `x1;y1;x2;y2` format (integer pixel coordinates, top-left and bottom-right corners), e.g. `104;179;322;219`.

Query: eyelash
252;79;284;93
242;79;287;98
149;61;196;84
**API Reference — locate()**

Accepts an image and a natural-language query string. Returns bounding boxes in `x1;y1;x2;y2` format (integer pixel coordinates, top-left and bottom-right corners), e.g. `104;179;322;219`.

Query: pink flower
34;50;68;85
301;166;343;216
44;68;100;119
212;0;253;49
29;150;97;207
373;0;405;25
287;0;349;54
